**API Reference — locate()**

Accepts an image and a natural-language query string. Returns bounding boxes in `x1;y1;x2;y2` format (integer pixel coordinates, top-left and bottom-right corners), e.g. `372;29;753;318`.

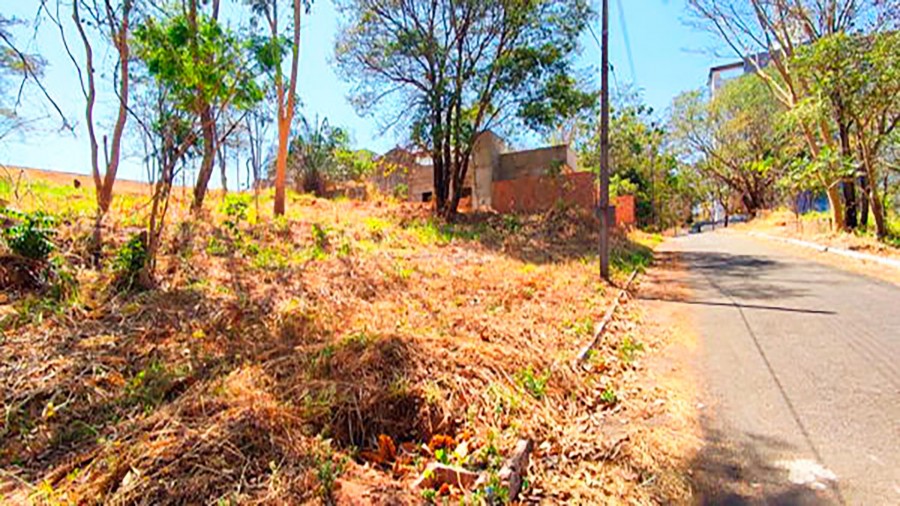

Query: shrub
222;194;250;234
0;208;57;261
113;233;149;290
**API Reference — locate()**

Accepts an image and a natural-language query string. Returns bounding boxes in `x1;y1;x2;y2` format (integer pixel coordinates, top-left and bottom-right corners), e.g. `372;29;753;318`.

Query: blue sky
2;0;733;186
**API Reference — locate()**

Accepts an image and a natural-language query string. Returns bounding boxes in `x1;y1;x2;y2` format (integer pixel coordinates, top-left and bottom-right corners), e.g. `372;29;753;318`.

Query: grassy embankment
1;169;689;505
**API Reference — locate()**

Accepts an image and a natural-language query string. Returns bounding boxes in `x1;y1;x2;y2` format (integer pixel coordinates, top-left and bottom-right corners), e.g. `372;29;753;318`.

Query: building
708;51;773;96
372;131;636;226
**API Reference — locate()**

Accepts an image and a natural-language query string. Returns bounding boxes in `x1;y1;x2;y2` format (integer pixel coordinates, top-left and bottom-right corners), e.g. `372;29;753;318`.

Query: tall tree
795;32;900;238
581;91;673;228
668;75;791;217
247;0;311;217
335;0;595;218
687;0;899;231
135;4;262;212
43;0;134;253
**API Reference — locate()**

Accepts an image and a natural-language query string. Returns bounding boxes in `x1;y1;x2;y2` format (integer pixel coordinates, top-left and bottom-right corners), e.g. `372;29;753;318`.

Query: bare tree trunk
273;0;303;217
274;107;289;214
826;185;845;232
219;143;228;194
192;105;217;212
859;175;870;228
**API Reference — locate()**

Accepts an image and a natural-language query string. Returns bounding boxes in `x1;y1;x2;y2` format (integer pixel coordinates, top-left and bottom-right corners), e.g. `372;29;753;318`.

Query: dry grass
739;209;900;260
1;171;691;504
734;210;900;285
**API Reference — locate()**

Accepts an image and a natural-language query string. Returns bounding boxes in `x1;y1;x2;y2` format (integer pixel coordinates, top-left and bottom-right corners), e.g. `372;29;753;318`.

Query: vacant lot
1;170;693;504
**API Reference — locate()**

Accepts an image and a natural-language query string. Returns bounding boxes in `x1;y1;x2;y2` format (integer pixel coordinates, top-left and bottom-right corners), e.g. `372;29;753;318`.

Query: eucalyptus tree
335;0;596;218
246;0;312;216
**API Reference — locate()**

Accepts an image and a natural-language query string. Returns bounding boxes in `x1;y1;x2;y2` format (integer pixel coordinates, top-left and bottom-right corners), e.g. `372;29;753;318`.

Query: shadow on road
646;250;821;303
689;416;841;506
637;296;836;316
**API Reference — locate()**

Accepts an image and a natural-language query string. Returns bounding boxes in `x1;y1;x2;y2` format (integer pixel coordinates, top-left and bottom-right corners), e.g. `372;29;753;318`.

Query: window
422;192;433;202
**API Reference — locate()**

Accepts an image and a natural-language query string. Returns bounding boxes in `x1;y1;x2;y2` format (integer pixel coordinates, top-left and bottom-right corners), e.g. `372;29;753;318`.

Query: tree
247;0;311;217
283;114;348;195
668;75;791;217
335;0;595;218
41;0;134;255
135;3;262;213
687;0;900;231
794;32;900;238
580;91;674;228
0;14;67;139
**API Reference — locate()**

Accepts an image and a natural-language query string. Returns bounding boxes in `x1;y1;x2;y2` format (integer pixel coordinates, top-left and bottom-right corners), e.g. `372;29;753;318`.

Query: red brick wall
491;172;594;214
490;172;637;228
614;194;636;227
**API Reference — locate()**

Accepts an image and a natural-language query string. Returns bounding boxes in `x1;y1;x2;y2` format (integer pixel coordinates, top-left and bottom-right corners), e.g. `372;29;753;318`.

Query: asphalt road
658;231;900;505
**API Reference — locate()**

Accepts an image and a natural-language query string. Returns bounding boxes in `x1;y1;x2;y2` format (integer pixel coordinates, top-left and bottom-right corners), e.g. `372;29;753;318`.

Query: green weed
619;336;644;363
516;366;550;400
113;233;149;291
0;208;57;260
124;360;183;412
314;439;346;505
600;386;618;405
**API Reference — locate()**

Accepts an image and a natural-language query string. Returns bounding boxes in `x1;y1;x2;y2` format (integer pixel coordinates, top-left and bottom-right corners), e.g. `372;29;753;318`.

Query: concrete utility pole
599;0;611;281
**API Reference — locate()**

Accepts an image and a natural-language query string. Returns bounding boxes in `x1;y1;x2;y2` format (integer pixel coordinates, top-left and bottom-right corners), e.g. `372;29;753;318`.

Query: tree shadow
689;416;842;505
438;208;653;271
650;250;820;303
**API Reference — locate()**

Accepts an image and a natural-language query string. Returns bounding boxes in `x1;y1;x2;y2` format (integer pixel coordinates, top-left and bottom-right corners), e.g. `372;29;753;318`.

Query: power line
615;0;637;85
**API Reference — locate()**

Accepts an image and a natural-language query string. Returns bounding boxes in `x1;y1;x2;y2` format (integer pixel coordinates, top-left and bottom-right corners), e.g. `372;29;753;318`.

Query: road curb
747;232;900;270
574;269;639;367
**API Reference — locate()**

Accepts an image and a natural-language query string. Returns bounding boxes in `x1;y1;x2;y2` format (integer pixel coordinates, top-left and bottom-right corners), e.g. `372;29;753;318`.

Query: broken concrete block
499;438;534;500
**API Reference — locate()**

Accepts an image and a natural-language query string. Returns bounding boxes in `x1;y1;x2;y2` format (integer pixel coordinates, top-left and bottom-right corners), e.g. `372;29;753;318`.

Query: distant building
708;51;773;96
370;131;637;226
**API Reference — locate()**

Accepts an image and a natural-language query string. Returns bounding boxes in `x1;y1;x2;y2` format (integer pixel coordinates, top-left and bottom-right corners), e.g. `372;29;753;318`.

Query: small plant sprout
516;366;550;400
619;336;645;364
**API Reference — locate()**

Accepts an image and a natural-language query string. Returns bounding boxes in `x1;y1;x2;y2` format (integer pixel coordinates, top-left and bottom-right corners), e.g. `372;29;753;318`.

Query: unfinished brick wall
490;172;636;227
614;195;636;227
491;172;594;214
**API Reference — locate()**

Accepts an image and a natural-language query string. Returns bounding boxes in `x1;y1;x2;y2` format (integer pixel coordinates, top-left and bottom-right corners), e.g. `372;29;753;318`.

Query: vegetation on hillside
0;175;691;504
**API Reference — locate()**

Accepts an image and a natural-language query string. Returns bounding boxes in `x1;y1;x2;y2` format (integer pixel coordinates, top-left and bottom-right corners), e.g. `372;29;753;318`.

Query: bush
1;208;57;261
113;233;149;291
222;194;251;234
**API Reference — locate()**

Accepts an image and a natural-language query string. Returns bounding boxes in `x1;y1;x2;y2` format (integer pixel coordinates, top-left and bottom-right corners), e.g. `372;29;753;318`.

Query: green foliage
619;336;644;363
611;242;653;274
335;0;594;215
124;360;182;411
311;223;329;253
313;439;345;505
0;208;56;260
134;11;263;115
407;219;485;245
599;386;617;405
580;90;683;228
113;233;149;291
669;74;791;217
222;194;251;233
516;366;550;400
285;115;354;194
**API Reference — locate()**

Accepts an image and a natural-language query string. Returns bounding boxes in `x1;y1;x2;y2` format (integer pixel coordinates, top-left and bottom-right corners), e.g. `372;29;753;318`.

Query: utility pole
599;0;611;281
